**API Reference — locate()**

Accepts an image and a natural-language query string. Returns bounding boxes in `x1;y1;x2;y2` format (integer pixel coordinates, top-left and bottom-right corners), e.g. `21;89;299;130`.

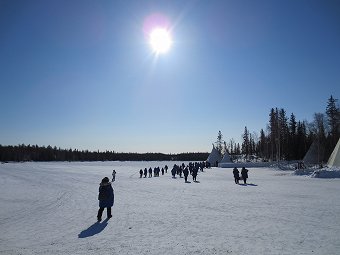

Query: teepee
220;151;233;163
303;140;325;165
328;138;340;167
206;144;222;167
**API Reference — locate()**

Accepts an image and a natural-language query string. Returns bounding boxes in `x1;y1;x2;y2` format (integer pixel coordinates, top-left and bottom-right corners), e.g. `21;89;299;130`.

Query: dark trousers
97;207;112;220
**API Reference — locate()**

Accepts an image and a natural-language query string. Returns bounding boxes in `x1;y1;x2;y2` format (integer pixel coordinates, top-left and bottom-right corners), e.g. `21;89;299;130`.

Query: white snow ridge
1;161;340;255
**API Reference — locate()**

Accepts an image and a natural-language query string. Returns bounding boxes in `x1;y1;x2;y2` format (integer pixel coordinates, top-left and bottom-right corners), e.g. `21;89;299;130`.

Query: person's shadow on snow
239;183;258;186
78;219;109;238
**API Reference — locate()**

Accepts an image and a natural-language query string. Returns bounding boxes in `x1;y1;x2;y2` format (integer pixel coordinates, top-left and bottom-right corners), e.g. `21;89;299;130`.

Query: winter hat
102;177;110;183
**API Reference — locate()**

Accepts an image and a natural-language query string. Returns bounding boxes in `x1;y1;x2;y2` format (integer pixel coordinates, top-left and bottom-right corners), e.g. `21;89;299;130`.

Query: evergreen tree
258;129;267;159
288;113;297;159
326;95;340;146
242;126;250;158
278;108;289;160
268;108;278;161
215;131;223;156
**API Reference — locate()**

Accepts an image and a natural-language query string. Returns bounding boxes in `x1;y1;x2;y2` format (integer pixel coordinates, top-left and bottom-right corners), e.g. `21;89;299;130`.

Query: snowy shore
1;161;340;255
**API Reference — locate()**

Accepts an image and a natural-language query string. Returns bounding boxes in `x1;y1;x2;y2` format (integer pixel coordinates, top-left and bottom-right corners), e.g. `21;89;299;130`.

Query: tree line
0;144;209;162
217;95;340;163
2;96;338;163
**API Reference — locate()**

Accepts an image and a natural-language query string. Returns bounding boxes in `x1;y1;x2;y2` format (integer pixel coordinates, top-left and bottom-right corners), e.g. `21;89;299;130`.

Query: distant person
112;170;116;182
164;165;168;173
233;167;240;184
148;167;152;178
183;167;189;183
161;168;164;175
241;167;249;184
192;168;198;182
97;177;114;222
139;169;143;178
171;166;176;178
144;168;147;178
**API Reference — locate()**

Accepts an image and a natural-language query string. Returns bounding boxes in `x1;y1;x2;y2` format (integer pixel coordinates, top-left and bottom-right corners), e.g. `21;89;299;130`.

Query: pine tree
215;131;223;156
288;113;297;159
268;108;277;161
242;126;250;158
326;95;340;146
258;129;267;159
278;108;289;160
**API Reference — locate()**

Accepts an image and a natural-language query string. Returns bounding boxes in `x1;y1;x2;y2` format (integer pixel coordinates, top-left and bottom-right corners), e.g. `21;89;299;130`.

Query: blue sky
0;0;339;153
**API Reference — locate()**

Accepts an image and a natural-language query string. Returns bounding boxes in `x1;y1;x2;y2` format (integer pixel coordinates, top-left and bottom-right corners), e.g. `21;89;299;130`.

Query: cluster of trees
217;95;340;163
0;144;209;162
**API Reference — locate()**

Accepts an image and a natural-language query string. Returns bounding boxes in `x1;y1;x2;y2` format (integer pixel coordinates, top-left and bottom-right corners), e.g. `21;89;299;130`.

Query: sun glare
149;28;172;54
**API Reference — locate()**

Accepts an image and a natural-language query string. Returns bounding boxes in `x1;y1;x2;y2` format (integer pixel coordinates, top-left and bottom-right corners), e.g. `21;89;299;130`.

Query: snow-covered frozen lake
1;161;340;255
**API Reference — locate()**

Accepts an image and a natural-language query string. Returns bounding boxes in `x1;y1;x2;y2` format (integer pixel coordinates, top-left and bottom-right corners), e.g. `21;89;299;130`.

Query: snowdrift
294;167;340;178
311;168;340;178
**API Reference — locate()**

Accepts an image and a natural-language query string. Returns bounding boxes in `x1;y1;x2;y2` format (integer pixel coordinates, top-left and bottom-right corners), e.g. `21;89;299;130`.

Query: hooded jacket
98;182;114;208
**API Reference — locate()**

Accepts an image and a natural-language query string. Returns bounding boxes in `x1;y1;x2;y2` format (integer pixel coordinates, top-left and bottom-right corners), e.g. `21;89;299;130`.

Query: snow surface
1;162;340;255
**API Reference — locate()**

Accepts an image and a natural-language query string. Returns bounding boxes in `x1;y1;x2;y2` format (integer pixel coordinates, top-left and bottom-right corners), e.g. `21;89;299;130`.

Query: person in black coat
97;177;114;221
241;167;249;184
171;166;176;178
139;169;143;178
233;167;240;184
183;167;189;183
192;168;198;182
144;168;147;178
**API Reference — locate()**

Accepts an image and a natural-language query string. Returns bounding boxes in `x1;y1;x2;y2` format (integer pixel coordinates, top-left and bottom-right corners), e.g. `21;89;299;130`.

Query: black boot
97;207;104;221
107;207;112;219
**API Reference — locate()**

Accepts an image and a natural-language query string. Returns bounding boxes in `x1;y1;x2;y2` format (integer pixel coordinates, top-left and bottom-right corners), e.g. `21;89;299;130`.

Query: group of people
138;162;208;183
171;162;206;182
139;165;168;178
233;167;249;184
97;163;250;222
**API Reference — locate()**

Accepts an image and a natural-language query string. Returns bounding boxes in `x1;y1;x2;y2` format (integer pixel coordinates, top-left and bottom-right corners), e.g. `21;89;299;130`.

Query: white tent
328;138;340;167
206;145;222;167
220;151;233;163
303;140;325;165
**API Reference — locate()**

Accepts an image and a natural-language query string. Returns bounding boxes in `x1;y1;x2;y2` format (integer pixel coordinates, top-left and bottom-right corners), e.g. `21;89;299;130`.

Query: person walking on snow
112;170;116;182
97;177;114;221
139;169;143;178
183;167;189;183
192;167;198;182
241;167;249;184
233;167;240;184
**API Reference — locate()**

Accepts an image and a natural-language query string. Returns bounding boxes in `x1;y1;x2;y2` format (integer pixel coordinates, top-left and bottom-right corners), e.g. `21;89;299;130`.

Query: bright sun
149;28;172;54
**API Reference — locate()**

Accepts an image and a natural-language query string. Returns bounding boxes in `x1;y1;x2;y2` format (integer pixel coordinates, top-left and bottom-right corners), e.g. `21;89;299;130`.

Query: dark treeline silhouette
0;144;209;162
